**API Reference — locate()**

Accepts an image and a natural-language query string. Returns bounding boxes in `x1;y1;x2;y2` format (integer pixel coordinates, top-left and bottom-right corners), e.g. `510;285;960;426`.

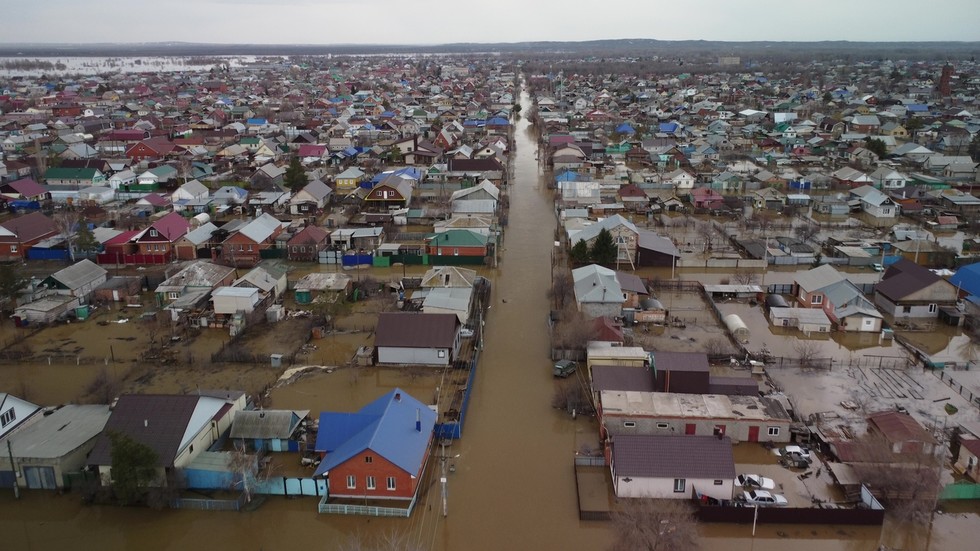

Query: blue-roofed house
950;263;980;310
313;388;435;507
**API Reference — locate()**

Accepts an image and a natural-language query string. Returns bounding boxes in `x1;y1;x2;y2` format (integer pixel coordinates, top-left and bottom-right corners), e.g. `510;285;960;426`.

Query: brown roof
87;394;201;468
875;258;948;301
653;351;710;373
0;212;57;243
591;364;655;393
612;434;735;479
867;410;937;445
287;225;330;246
374;312;458;349
961;439;980;457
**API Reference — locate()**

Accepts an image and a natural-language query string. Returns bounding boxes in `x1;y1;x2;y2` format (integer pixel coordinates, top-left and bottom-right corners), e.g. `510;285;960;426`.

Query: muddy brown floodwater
1;81;978;551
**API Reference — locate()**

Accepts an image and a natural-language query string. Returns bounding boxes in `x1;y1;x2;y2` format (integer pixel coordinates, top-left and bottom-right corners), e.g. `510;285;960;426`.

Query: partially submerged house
374;312;461;366
609;434;735;501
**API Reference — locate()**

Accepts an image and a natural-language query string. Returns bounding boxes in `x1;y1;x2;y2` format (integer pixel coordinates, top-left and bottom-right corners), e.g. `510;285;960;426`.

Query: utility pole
7;440;19;499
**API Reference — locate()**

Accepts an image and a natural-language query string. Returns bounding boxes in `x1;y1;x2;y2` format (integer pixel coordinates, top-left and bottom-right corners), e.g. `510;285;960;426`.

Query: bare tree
226;441;266;503
794;222;819;244
53;210;80;262
794;340;821;368
730;269;760;286
549;270;574;310
696;221;715;253
337;530;426;551
609;498;700;551
552;307;598;351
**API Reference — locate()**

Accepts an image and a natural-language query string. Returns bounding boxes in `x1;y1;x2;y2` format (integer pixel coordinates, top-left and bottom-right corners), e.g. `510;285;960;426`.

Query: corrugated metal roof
313;389;435;477
239;213;284;243
374;312;458;349
229;410;308;440
4;405;110;459
613;434;735;479
46;259;107;291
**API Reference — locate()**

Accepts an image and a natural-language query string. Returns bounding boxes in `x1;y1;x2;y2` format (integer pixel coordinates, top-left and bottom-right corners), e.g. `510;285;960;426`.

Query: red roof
0;212;57;243
3;177;47;198
145;212;190;241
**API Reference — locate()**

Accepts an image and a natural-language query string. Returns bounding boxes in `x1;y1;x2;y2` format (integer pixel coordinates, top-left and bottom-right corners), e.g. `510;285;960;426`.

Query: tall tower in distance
938;63;954;97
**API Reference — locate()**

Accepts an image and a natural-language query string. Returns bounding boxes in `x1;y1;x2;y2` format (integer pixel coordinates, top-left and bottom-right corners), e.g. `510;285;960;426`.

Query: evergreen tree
864;137;888;159
0;263;27;317
75;220;99;258
283;156;308;191
589;228;618;265
108;431;159;505
569;240;590;265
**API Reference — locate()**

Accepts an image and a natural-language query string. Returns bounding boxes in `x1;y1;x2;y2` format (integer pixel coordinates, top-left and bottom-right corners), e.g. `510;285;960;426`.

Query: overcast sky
2;0;979;44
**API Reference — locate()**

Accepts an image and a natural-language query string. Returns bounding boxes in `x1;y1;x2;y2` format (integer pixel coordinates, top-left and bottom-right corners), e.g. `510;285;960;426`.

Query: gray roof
238;213;284;243
612;434;735;479
420;266;478;288
47;259;107;290
229;409;308;440
572;264;624;304
4;405;110;459
182;222;218;246
794;264;846;293
156;261;235;293
569;214;638;245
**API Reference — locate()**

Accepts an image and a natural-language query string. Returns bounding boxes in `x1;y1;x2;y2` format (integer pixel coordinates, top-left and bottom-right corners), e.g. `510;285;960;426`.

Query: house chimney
144;419;148;428
415;409;421;432
395;392;401;402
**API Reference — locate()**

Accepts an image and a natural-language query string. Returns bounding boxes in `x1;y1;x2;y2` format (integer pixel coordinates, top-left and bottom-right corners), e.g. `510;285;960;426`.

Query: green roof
45;167;101;180
428;230;488;247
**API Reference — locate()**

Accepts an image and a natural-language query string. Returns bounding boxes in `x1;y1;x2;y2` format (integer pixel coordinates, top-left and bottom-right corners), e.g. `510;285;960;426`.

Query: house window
811;294;823;305
453;248;459;256
656;423;669;429
903;306;912;314
768;427;780;436
238;244;244;251
168;292;179;300
189;445;194;453
346;475;356;489
366;476;376;490
149;229;158;237
386;477;396;491
713;480;723;486
928;303;937;314
438;350;446;358
0;408;15;427
623;421;636;428
10;245;17;253
364;456;373;464
673;479;686;493
882;208;891;215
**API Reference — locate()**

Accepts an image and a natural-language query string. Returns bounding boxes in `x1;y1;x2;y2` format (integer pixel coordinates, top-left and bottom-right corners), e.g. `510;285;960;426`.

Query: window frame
346;475;356;489
673;478;686;493
386;476;396;491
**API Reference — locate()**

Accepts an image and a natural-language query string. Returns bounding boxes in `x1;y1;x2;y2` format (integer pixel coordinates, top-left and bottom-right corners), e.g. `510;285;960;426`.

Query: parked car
872;263;884;272
772;445;812;462
741;489;789;507
459;327;475;339
553;359;577;378
735;474;776;491
780;452;811;469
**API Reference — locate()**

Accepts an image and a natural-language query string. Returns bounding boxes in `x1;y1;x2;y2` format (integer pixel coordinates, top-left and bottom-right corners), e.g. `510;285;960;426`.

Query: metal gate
24;466;57;489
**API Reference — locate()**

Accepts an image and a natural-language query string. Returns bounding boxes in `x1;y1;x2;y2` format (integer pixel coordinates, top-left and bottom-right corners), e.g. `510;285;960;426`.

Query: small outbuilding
723;313;750;343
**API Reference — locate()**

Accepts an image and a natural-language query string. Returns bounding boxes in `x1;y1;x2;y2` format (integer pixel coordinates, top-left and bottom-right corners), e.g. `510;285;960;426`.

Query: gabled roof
88;394;233;467
3;177;47;198
449;179;500;202
236;213;283;243
229;410;308;440
569;214;638;246
2;404;110;459
876;258;951;301
950;262;980;297
145;212;191;241
795;264;847;293
182;222;218;246
287;225;330;246
867;410;937;445
374;312;458;349
44;259;107;290
0;393;42;439
313;388;436;477
427;229;487;247
294;179;332;202
420;266;477;288
572;264;624;304
0;212;57;243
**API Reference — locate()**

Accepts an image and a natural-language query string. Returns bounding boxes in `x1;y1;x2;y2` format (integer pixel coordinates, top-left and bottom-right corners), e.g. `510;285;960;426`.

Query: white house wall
378;346;451;366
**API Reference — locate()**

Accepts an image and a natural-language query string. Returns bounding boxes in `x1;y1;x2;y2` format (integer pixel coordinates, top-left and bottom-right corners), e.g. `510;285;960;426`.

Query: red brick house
313;388;436;508
135;212;191;258
287;225;331;262
0;212;58;261
126;138;177;163
220;213;285;267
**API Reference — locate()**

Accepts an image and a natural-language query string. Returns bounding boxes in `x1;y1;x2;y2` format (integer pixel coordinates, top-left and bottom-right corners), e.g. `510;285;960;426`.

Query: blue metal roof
659;122;679;133
313;388;435;478
615;123;636;135
950;262;980;297
555;170;578;182
246;118;267;126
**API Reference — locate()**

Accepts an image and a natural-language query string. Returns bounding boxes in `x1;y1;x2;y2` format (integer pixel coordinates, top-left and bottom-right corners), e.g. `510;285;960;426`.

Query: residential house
850;185;898;221
330;227;385;251
87;392;246;487
221;213;285;267
251;163;286;189
425;230;488;258
449;179;499;214
312;388;436;508
868;167;908;190
419;266;478;289
954;439;980;482
0;404;110;490
40;259;108;302
572;264;626;319
569;214;636;261
0;212;58;261
154;260;236;307
365;175;413;211
43;167;106;188
936;189;980;215
874;259;958;319
690;187;725;210
289;179;332;215
609;434;735;501
174;222;218;261
287;225;331;262
228;409;310;453
212;186;249;207
107;169;137;190
0;393;41;440
867;410;939;456
293;273;352;305
232;262;288;301
1;177;49;203
135;212;191;259
135;165;178;191
794;265;883;332
374;312;461;366
334;167;366;192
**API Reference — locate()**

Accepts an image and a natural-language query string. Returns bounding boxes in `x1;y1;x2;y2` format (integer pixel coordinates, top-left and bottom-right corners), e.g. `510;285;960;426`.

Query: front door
685;423;696;435
748;426;760;442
